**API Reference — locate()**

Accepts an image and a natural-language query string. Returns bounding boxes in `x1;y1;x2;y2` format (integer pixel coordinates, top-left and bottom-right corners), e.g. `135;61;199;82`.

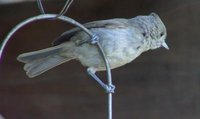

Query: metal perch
0;0;114;119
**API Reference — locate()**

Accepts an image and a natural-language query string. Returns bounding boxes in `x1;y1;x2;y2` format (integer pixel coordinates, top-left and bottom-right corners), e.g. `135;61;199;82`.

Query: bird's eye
142;32;146;37
160;32;164;37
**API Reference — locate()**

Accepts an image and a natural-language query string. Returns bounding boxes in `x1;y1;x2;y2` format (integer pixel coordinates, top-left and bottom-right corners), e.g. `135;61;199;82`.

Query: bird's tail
17;44;74;78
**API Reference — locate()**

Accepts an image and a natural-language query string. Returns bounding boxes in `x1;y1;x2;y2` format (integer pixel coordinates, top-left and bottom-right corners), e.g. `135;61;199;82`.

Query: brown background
0;0;200;119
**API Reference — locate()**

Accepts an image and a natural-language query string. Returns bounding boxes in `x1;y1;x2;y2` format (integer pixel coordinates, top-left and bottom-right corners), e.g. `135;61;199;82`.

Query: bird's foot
90;34;99;44
87;67;115;93
75;33;100;46
105;84;115;93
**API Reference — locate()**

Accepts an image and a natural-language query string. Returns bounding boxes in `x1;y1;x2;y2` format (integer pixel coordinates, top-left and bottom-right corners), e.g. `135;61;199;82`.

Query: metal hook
36;0;45;14
36;0;74;19
1;1;115;119
56;0;74;18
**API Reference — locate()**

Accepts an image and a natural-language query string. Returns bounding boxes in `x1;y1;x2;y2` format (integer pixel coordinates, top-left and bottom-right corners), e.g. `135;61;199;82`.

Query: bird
17;12;168;78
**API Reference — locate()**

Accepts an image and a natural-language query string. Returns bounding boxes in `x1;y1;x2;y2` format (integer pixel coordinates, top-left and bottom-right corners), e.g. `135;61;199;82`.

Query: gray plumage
17;13;168;78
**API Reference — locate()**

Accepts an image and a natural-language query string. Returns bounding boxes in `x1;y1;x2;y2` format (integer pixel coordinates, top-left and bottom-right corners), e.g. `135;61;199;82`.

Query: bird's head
130;12;169;50
147;13;168;50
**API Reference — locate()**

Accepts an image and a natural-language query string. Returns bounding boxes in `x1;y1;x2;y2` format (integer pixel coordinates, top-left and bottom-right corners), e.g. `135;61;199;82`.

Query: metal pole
96;42;113;119
0;13;114;119
0;1;114;119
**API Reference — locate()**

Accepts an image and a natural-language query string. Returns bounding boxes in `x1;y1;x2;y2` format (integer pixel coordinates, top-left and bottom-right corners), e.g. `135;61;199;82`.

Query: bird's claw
87;67;115;93
106;84;115;93
75;34;100;46
90;34;99;44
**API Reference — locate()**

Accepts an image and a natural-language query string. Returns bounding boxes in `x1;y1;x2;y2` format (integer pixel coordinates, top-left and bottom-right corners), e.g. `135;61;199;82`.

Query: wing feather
52;18;129;46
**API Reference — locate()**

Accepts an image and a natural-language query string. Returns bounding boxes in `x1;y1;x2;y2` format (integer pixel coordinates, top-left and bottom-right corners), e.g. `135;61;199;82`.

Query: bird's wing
52;18;129;46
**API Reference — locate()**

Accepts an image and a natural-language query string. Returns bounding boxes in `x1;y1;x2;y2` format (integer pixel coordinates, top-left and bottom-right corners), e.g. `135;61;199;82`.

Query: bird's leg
87;67;115;93
87;34;115;93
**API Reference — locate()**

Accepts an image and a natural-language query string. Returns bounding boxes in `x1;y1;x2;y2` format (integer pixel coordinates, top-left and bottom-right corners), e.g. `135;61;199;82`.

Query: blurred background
0;0;200;119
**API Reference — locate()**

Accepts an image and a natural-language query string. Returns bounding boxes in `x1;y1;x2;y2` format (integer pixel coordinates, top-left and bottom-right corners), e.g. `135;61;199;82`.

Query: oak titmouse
17;13;168;78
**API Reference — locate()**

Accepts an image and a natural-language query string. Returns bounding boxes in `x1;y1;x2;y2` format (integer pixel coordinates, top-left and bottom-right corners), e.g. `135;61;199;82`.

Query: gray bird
17;13;168;78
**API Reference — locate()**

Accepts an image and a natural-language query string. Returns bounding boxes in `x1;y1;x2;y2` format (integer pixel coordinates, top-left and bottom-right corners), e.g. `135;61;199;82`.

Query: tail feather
17;45;74;78
17;46;62;63
24;55;72;78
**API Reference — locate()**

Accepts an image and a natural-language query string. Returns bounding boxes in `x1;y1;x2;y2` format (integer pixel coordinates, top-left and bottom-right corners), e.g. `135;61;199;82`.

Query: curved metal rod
0;14;93;60
0;14;112;90
0;13;113;119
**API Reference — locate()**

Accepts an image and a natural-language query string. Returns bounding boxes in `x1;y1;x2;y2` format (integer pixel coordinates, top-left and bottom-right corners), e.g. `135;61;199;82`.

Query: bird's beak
162;42;169;50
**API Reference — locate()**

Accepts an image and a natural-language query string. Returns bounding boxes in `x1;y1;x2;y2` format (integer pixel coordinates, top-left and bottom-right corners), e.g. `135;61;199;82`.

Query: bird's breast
75;27;144;70
93;28;144;69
